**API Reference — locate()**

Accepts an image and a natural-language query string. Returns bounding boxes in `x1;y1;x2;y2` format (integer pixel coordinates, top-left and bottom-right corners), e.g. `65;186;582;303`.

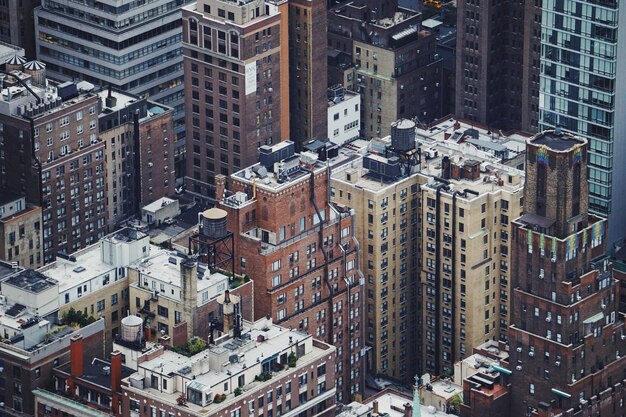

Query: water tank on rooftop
5;54;26;73
120;315;143;343
200;208;228;239
391;119;416;152
23;60;46;87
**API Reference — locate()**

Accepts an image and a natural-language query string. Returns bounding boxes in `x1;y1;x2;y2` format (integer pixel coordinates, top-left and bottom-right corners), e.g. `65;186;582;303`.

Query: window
111;293;118;305
97;299;105;311
158;305;169;318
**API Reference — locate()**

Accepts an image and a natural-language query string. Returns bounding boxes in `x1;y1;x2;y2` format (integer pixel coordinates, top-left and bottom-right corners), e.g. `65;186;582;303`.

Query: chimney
373;400;379;414
403;403;412;417
70;334;84;377
453;121;461;130
110;351;122;392
105;84;117;108
215;174;227;202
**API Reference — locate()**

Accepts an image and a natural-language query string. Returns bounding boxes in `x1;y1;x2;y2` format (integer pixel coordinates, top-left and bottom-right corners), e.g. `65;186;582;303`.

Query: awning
583;312;604;324
551;388;571;399
491;364;512;375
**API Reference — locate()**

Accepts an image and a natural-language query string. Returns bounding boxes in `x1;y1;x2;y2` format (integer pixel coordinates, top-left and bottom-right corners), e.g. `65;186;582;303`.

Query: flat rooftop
58;358;134;389
142;197;178;213
4;269;56;293
529;130;586;151
416;117;529;156
129;320;331;412
130;250;229;295
39;244;117;292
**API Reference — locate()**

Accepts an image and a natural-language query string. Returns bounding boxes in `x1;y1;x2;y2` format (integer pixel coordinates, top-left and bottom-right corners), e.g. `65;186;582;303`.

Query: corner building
182;0;286;199
0;63;106;263
215;141;365;402
507;130;626;417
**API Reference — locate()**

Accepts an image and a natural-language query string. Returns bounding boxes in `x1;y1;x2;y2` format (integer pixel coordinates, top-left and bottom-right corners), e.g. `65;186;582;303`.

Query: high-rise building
214;141;365;402
287;0;327;147
330;122;422;383
98;88;176;228
0;63;106;263
455;1;540;134
506;130;626;417
182;0;286;200
538;1;626;245
328;2;444;139
34;0;191;178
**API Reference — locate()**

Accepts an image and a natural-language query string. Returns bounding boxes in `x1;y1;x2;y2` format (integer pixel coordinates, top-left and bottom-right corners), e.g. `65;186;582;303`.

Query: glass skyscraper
539;0;626;245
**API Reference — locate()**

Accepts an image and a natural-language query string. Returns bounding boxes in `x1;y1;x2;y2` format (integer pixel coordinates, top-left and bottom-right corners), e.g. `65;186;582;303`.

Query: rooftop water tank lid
203;208;227;220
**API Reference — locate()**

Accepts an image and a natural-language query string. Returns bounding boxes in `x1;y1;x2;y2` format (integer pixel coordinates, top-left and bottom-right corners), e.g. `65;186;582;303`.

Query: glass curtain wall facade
539;0;626;244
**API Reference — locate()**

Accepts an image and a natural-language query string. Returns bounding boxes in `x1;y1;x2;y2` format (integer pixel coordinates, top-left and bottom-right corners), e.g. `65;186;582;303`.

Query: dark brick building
215;141;365;402
462;130;626;417
287;0;327;147
455;0;540;134
0;63;106;263
182;0;286;200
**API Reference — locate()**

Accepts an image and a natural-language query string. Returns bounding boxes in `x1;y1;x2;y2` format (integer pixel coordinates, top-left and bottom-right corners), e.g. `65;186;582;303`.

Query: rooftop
126;318;333;412
4;269;56;293
142;197;178;213
416;117;529;157
39;244;118;292
130;250;229;296
529;129;586;152
229;142;327;195
58;357;135;389
331;129;525;196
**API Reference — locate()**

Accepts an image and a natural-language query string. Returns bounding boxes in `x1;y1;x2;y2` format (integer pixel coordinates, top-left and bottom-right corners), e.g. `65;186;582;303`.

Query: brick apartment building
462;130;626;417
287;0;327;147
215;141;365;402
182;0;287;199
0;60;106;263
98;88;176;229
33;334;134;417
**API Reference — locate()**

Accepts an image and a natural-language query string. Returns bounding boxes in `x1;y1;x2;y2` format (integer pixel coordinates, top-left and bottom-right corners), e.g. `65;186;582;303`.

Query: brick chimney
373;400;379;414
403;403;412;417
215;174;227;202
110;351;122;392
70;334;84;377
111;350;122;416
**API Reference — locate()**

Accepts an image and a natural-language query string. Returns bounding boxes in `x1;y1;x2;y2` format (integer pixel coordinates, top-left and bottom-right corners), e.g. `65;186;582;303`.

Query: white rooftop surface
39;244;116;291
366;391;410;417
417;118;528;155
366;391;456;417
142;197;178;213
131;250;229;294
132;321;329;411
98;89;141;112
337;402;371;417
429;380;462;401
